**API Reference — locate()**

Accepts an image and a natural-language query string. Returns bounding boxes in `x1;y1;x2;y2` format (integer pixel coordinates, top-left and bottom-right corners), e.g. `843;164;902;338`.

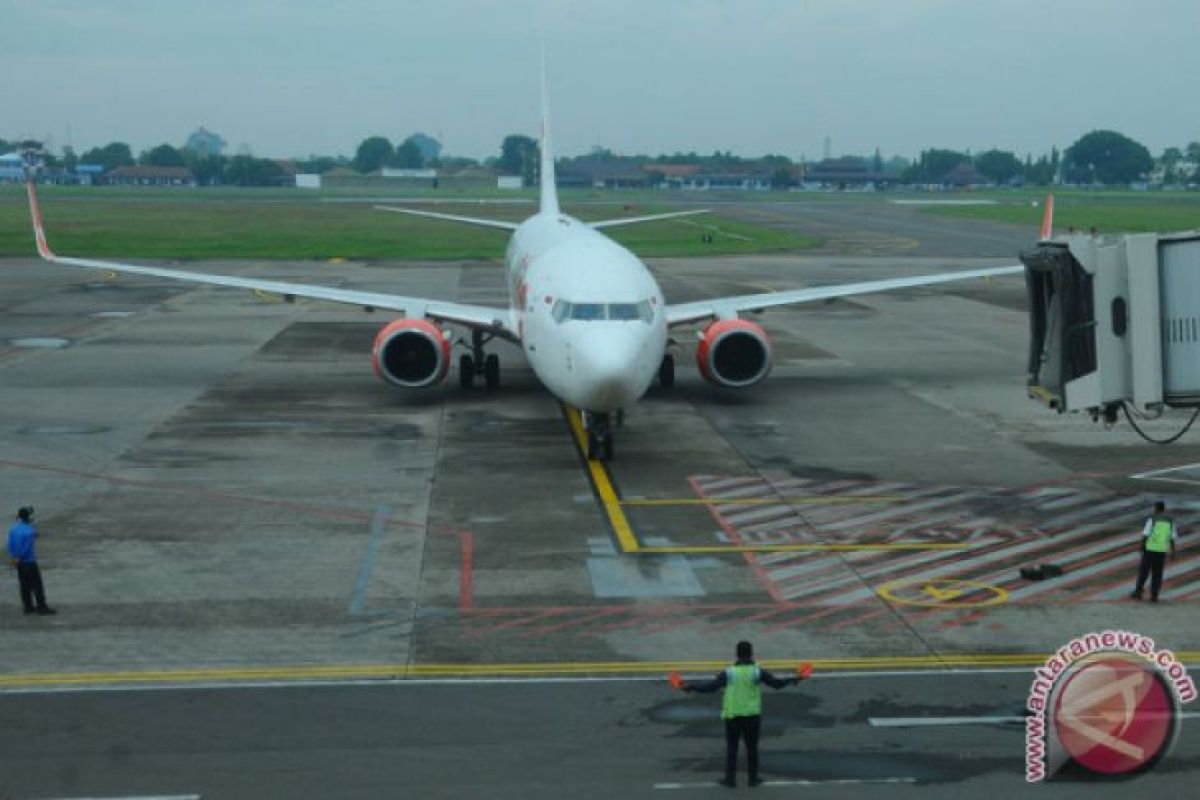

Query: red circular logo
1052;655;1177;775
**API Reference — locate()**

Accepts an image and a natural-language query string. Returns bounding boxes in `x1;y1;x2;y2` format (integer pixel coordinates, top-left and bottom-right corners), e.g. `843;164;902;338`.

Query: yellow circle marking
878;577;1008;608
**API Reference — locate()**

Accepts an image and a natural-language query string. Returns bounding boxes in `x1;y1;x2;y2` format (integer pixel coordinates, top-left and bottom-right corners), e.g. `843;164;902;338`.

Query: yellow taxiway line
6;652;1200;689
562;404;964;555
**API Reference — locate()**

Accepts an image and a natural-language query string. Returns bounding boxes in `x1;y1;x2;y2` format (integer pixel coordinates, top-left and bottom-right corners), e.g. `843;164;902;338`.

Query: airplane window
637;300;654;323
552;300;570;323
570;303;606;321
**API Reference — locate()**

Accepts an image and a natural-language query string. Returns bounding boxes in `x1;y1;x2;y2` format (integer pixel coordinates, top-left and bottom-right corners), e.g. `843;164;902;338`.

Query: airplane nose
573;328;645;411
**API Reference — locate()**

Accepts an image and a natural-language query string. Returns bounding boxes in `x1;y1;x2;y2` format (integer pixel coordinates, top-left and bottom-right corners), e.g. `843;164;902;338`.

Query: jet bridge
1024;230;1200;441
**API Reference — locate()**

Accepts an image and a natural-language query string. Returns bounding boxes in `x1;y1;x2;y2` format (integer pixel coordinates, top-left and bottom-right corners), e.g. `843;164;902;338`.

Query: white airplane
20;99;1028;461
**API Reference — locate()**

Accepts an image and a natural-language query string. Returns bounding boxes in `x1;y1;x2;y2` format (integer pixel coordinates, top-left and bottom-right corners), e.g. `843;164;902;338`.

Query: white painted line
869;715;1024;727
871;712;1200;728
1130;462;1200;481
654;778;917;790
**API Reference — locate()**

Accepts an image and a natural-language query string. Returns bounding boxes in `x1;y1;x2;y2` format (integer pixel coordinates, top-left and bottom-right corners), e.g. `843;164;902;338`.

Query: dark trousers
15;562;49;611
1135;550;1167;599
724;715;761;780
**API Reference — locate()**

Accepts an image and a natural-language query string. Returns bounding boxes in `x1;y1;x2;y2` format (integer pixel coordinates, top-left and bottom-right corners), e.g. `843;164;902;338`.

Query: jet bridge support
1024;230;1200;442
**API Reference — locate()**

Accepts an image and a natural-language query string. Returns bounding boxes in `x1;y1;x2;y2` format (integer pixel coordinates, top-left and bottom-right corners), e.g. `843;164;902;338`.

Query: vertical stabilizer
1039;194;1055;241
539;54;560;216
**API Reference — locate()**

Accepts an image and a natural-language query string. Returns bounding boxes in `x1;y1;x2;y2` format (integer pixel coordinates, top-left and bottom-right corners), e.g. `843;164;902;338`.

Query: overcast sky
3;0;1198;163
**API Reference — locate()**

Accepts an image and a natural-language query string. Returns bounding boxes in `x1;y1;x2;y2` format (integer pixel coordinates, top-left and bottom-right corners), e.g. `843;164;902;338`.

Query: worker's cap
16;506;33;521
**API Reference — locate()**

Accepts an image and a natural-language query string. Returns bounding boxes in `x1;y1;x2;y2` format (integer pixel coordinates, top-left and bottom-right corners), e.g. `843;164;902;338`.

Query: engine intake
372;319;451;388
696;319;772;388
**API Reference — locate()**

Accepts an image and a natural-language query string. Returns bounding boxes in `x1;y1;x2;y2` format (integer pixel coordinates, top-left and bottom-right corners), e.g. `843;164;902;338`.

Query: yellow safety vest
1146;518;1173;553
722;664;762;719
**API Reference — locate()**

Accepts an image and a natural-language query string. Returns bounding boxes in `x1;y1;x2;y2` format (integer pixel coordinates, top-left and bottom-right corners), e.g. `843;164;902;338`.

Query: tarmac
2;201;1200;796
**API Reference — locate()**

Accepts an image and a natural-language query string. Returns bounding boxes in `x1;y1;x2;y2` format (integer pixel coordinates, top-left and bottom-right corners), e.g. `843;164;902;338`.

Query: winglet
539;50;560;216
1039;194;1055;241
23;169;57;262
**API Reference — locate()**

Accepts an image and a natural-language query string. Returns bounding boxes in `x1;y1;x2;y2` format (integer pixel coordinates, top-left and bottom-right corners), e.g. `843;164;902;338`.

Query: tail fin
1039;193;1055;240
539;54;560;216
21;146;57;261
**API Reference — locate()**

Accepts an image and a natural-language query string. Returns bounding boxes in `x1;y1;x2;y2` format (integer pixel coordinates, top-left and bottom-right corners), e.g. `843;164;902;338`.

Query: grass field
0;185;816;260
921;189;1200;233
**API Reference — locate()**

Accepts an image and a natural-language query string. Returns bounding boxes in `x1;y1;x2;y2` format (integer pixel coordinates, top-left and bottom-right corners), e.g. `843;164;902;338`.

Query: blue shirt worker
8;507;55;615
1132;500;1179;603
680;641;807;788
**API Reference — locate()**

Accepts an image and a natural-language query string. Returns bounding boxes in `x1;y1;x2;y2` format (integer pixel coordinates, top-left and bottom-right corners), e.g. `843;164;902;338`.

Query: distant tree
882;156;910;176
184;151;225;186
1063;130;1152;185
499;134;538;185
974;149;1023;184
80;142;135;171
872;148;883;174
437;155;481;171
0;138;10;154
1162;147;1183;167
295;155;342;174
61;146;78;172
223;155;283;186
1026;154;1056;186
140;143;186;167
353;136;394;173
390;139;424;168
403;132;441;164
769;167;796;190
1186;141;1200;164
903;148;970;183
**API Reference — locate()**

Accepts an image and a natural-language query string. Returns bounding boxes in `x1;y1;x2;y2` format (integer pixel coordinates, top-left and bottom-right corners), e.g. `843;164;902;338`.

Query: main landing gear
459;329;500;390
658;353;675;389
584;411;617;462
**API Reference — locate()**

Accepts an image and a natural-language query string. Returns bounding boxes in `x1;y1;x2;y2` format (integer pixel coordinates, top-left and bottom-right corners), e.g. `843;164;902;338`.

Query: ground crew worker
1132;500;1178;603
680;641;807;788
7;507;55;615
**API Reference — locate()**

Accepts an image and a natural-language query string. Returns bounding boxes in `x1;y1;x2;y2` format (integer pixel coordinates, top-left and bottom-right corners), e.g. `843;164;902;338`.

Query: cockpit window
607;303;641;321
571;303;606;321
551;300;655;324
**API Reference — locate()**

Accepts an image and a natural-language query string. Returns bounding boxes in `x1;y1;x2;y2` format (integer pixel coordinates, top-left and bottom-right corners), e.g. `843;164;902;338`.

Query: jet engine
371;319;451;388
696;319;773;388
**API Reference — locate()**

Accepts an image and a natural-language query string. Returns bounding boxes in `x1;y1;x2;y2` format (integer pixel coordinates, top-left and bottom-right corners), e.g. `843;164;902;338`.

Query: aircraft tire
484;354;500;389
659;354;675;389
459;354;475;389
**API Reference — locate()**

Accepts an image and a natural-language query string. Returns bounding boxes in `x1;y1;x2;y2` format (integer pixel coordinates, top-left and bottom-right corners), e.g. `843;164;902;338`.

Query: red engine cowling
696;319;773;388
371;319;451;388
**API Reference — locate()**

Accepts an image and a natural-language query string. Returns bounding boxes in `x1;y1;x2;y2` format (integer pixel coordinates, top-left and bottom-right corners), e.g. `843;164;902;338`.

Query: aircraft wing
25;183;516;337
374;205;519;231
590;209;710;229
665;264;1025;326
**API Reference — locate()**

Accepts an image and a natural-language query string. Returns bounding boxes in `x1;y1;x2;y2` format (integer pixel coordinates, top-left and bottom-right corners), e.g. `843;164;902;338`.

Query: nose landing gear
584;411;615;462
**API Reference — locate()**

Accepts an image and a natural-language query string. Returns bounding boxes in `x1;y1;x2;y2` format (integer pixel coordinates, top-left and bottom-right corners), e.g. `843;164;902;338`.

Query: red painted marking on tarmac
463;608;571;638
459;531;474;611
517;606;632;637
761;604;847;633
704;604;798;632
688;475;789;604
822;607;892;633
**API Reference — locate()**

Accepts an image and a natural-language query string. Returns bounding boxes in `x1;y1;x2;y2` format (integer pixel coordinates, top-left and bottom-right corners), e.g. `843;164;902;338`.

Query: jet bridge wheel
484;354;500;390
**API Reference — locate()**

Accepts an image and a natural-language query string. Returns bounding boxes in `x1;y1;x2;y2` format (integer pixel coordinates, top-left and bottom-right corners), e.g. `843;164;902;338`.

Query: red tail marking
25;180;55;260
1039;194;1055;241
